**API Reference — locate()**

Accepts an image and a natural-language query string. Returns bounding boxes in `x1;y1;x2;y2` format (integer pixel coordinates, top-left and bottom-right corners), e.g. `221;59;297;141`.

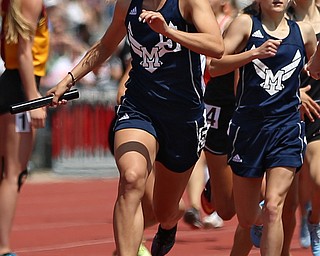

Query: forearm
209;50;256;77
67;41;110;84
18;41;40;100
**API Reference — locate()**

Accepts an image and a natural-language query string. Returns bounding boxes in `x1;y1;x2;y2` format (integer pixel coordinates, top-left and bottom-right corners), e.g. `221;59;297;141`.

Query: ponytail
4;0;34;44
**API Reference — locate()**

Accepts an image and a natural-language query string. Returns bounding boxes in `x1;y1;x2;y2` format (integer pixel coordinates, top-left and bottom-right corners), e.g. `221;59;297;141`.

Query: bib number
205;104;221;129
15;112;31;133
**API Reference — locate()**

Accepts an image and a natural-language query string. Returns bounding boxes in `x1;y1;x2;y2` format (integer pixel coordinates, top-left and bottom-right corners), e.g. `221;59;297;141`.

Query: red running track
11;175;312;256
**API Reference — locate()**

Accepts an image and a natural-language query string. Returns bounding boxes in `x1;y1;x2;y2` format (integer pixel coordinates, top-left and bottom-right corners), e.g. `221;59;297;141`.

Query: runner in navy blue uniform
47;0;224;255
289;1;320;254
209;0;316;255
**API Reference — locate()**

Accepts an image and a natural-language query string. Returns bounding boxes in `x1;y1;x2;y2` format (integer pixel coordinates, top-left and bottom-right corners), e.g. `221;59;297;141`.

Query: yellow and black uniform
0;0;49;114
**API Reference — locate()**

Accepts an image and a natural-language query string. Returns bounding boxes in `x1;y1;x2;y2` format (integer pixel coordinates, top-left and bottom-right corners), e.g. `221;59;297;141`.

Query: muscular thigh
114;128;158;177
232;174;263;227
265;166;295;206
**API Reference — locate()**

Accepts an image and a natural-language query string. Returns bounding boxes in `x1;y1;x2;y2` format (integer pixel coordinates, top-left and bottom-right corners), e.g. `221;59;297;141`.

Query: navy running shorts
227;112;306;178
114;97;208;173
305;115;320;143
204;103;235;155
0;69;40;114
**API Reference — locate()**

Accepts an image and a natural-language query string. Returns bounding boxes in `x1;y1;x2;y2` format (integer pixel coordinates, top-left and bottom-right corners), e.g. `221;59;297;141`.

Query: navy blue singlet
235;15;306;119
227;15;307;177
124;0;204;117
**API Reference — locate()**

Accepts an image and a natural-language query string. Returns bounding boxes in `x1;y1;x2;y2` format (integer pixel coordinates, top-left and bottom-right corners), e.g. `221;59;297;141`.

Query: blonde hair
4;0;34;44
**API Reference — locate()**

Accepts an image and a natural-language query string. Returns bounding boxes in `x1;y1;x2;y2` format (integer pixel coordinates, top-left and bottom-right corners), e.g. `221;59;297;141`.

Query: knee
0;168;28;192
119;168;147;194
214;197;236;220
312;175;320;188
264;201;282;224
0;156;28;192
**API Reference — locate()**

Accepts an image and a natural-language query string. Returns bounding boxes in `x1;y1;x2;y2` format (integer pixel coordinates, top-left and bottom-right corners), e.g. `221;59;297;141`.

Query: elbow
209;44;225;59
216;47;224;59
216;43;225;59
215;37;225;59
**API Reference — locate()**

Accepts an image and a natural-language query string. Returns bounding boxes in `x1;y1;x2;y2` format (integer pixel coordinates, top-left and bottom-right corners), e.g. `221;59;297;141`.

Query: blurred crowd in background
42;0;130;94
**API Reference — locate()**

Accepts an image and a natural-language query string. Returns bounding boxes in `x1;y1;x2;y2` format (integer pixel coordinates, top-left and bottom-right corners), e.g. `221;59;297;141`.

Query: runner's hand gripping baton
9;89;79;114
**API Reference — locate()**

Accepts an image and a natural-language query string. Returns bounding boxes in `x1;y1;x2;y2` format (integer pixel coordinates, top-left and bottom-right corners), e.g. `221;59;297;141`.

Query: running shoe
250;200;265;248
138;243;151;256
300;202;312;248
1;253;17;256
112;243;151;256
201;179;215;215
203;211;224;229
308;221;320;256
250;224;263;248
183;207;202;229
151;224;177;256
300;215;311;248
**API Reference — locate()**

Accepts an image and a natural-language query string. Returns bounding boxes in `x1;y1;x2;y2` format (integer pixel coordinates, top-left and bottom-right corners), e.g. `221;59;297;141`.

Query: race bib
15;112;31;132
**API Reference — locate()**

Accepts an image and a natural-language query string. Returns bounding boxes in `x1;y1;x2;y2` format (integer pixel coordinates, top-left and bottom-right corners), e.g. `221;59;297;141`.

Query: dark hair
287;1;320;20
241;1;259;16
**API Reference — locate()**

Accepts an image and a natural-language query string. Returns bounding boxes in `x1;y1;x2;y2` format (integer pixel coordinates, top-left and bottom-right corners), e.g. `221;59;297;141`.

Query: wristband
68;71;76;87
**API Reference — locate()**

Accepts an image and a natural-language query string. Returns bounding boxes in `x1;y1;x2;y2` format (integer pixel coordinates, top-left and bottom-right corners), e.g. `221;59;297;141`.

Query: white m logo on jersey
251;45;302;95
128;22;181;73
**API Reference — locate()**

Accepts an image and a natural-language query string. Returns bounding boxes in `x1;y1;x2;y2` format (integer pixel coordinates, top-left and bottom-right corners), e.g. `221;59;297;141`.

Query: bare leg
113;129;157;256
142;170;157;229
261;167;295;256
232;174;263;255
281;175;299;256
183;152;206;228
185;151;206;211
153;162;192;229
307;141;320;225
0;114;34;254
230;225;253;256
205;151;235;220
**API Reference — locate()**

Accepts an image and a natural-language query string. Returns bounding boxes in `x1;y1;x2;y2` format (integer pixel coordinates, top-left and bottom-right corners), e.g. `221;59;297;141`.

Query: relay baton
10;89;79;114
